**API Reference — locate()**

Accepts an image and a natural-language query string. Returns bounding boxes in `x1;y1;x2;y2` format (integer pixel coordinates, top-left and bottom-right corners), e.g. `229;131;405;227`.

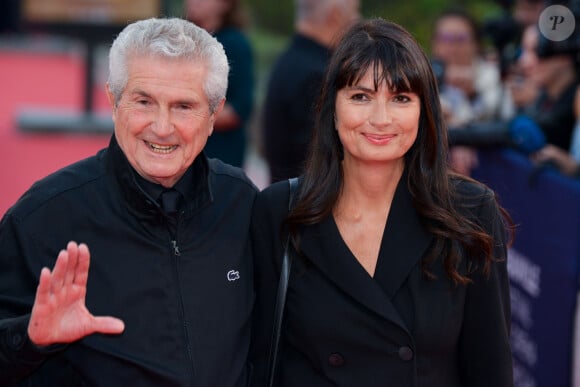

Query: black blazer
250;176;513;387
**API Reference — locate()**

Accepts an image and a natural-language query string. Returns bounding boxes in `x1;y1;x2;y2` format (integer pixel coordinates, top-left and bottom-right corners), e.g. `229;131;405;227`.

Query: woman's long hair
286;18;512;284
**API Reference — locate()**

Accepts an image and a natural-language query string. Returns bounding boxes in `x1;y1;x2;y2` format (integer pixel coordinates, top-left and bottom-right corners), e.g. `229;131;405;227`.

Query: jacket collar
297;175;433;329
105;135;212;218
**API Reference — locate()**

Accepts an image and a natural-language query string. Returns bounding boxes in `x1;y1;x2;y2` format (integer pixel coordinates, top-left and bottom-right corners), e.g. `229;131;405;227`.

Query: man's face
108;54;223;188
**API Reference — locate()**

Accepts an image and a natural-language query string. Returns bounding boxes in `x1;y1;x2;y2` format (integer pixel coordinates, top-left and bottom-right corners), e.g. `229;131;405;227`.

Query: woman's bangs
339;43;421;94
338;50;374;89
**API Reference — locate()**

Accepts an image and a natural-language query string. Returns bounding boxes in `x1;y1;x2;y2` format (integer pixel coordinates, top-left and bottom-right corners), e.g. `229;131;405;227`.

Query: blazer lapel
374;179;433;299
299;221;409;331
297;178;433;333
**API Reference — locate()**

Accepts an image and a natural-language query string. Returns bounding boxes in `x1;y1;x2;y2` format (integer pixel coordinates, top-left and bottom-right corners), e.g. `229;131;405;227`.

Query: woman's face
334;68;421;170
431;16;477;66
185;0;230;32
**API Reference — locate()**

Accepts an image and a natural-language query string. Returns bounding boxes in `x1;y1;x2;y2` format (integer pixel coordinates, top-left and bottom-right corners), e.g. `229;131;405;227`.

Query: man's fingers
50;249;69;294
34;267;52;306
92;316;125;335
74;243;91;287
63;242;79;286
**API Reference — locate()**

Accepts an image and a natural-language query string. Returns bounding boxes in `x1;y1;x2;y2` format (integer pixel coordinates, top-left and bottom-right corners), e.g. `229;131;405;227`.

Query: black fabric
160;189;182;216
250;177;513;386
267;177;298;387
524;81;579;151
0;134;258;386
262;34;331;182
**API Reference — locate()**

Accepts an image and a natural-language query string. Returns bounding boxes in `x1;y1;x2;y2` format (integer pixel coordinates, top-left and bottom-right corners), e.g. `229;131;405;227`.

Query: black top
250;176;513;386
133;161;195;215
0;135;258;386
262;34;331;182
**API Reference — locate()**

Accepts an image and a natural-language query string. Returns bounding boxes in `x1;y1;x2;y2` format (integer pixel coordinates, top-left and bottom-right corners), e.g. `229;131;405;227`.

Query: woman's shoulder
253;179;295;219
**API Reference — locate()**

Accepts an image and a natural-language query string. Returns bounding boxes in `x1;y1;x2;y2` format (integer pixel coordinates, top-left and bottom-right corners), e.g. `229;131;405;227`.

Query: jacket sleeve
0;315;66;385
459;190;514;387
0;212;66;384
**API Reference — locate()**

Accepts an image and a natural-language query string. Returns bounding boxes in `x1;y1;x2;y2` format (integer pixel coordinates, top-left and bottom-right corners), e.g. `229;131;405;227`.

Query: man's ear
105;83;116;113
209;98;226;136
214;98;226;116
105;83;118;125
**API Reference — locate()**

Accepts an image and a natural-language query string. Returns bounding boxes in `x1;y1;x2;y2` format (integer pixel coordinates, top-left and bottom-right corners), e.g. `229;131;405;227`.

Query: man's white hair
108;17;229;112
295;0;348;23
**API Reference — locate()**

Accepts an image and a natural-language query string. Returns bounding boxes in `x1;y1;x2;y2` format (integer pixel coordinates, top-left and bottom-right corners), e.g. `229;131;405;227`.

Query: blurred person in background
532;84;580;178
481;0;543;98
509;24;578;152
262;0;360;183
512;0;544;28
491;0;544;109
185;0;255;168
431;7;505;176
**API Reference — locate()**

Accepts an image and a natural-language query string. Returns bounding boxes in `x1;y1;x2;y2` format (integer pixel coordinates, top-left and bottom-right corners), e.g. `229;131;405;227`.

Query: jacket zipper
168;216;195;381
171;240;180;256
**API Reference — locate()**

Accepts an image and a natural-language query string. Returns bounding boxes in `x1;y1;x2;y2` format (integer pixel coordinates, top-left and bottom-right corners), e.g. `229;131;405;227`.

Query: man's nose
152;107;174;136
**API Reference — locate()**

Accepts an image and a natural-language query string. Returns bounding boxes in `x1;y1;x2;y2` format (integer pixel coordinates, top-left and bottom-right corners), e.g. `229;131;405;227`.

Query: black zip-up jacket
0;135;257;386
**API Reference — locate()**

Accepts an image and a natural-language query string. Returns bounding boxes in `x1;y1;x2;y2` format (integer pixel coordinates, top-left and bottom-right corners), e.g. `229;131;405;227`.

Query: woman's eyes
350;93;369;101
393;94;412;103
349;93;412;103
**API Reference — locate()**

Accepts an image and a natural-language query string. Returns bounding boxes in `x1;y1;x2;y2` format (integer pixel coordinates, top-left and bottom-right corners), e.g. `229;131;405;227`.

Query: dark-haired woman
250;18;514;387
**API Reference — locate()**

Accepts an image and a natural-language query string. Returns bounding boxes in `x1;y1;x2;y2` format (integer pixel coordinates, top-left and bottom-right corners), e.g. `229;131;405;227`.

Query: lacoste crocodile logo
227;270;240;281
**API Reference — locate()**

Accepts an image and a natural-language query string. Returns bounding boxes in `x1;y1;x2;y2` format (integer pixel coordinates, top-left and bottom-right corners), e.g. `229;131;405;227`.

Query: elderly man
0;18;257;386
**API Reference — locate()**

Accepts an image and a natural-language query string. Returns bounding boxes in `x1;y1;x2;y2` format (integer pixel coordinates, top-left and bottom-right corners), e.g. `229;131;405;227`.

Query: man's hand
27;241;125;346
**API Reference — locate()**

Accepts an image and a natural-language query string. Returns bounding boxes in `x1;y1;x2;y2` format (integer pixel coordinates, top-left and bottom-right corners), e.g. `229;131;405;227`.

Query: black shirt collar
107;135;211;217
133;166;194;204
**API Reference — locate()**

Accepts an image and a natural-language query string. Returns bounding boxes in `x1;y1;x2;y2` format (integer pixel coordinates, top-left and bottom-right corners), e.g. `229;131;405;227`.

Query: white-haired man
0;17;257;386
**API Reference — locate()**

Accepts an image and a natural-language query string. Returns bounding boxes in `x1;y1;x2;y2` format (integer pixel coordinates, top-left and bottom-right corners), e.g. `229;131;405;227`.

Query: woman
185;0;255;167
250;18;513;386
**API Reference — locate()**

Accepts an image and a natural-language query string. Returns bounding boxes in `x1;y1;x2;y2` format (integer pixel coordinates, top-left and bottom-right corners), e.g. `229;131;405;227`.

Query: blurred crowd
435;0;580;179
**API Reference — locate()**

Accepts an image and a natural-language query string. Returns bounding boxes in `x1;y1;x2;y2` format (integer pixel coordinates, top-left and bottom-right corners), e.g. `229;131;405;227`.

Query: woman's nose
369;103;392;127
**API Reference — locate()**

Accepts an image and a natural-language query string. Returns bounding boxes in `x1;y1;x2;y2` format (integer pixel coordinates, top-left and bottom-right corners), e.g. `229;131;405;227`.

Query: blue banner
473;149;580;387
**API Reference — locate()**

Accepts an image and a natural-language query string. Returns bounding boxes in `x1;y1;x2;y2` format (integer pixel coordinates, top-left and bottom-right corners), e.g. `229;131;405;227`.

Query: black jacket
262;34;331;182
0;135;257;386
250;176;513;386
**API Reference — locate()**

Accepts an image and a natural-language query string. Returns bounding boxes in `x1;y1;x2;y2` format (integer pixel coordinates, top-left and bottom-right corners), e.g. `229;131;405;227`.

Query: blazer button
398;346;413;361
328;352;345;367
